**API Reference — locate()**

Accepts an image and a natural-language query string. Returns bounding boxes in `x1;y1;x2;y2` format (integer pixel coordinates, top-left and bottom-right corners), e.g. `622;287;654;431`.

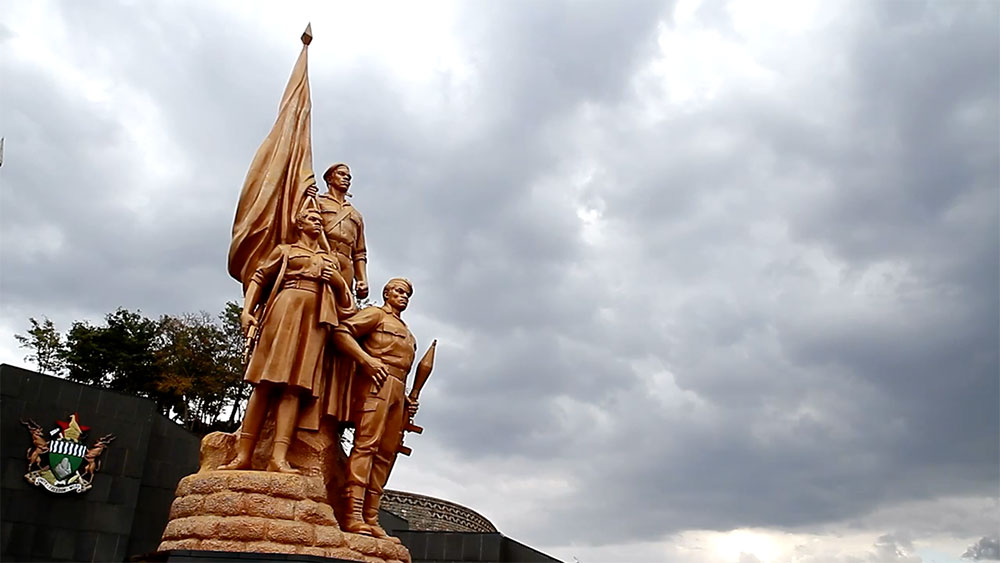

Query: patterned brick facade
381;490;498;533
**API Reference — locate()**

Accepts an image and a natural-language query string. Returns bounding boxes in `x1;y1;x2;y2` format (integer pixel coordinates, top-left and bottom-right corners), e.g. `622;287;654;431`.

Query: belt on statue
282;279;323;293
386;365;408;381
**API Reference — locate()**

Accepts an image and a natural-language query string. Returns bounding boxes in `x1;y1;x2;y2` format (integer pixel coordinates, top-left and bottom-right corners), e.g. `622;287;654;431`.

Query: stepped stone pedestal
156;427;410;563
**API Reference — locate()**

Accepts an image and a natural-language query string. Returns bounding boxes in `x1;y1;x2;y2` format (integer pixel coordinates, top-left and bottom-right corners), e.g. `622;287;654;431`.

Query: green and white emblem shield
47;439;87;480
21;415;115;494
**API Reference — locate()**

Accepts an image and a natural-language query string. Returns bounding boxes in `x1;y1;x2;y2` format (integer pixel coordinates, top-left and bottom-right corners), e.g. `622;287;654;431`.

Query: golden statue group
158;26;434;562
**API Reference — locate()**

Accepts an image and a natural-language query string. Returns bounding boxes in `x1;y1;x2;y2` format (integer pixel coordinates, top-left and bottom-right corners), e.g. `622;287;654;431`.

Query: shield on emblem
47;439;86;480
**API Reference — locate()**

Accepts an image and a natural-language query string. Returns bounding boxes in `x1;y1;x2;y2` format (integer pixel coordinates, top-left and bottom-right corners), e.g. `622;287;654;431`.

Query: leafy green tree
14;317;66;375
61;320;107;384
18;303;252;435
155;308;248;432
219;301;252;426
62;308;161;396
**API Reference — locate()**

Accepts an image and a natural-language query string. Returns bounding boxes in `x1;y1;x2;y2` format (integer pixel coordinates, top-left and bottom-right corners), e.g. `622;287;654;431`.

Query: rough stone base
199;418;351;524
158;471;410;563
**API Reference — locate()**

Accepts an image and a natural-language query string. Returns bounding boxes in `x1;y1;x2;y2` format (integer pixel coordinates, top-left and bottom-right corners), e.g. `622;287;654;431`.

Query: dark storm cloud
778;0;999;499
1;0;996;556
336;0;681;464
453;0;670;117
411;0;998;546
0;4;287;323
964;536;1000;560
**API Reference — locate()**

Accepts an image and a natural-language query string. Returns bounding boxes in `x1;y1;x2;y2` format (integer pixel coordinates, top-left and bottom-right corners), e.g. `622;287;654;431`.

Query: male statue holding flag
296;162;371;434
222;23;432;540
307;163;369;302
225;23;357;466
159;26;440;558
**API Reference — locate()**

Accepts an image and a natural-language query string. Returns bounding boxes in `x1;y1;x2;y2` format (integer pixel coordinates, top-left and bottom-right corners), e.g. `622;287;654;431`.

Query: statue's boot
363;490;398;542
342;485;372;535
218;432;254;470
266;437;301;474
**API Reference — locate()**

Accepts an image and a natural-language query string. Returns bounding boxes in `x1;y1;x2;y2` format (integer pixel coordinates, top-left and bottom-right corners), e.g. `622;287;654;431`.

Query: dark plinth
393;532;559;563
131;549;357;562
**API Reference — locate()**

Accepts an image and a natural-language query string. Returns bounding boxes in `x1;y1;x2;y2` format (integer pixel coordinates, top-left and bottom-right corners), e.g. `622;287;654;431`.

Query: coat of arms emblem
22;414;115;494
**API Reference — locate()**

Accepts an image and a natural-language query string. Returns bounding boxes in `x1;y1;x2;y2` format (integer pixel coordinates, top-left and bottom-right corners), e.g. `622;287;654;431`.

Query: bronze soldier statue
298;162;371;432
333;278;420;537
307;163;369;303
163;27;438;558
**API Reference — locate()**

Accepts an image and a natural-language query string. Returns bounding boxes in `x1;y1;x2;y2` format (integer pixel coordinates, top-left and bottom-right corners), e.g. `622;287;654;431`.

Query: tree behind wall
13;317;66;375
63;308;162;397
14;304;249;435
155;308;248;432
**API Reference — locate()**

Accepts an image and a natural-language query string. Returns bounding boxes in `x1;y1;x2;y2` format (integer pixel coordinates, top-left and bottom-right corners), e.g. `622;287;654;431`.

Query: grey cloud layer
1;0;996;555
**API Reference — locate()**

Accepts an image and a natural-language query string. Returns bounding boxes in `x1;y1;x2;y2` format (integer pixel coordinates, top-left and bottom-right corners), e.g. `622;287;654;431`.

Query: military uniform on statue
156;26;434;562
333;279;419;539
314;163;368;299
298;162;368;434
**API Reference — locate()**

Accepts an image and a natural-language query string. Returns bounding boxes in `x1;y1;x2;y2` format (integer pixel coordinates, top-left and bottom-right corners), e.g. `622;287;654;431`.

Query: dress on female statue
244;242;337;396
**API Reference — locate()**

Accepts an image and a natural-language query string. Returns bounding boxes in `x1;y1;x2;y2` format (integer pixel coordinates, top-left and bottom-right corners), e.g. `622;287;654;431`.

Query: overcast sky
1;1;997;562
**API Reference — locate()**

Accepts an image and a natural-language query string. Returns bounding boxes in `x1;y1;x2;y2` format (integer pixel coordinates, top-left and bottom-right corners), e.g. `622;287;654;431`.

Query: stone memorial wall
1;364;200;562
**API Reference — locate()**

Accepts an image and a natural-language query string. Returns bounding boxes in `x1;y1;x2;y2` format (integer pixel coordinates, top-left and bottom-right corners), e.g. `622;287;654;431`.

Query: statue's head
323;163;352;193
296;208;323;235
383;278;413;311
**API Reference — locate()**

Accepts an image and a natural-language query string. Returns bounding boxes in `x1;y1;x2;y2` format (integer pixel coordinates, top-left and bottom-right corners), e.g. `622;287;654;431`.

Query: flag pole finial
301;23;313;46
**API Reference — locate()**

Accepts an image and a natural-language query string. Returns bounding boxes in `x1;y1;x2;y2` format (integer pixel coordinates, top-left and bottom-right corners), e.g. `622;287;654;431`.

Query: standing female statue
220;208;350;473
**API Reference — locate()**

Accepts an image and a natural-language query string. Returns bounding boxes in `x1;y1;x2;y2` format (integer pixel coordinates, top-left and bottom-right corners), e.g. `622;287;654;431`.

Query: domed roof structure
381;489;498;533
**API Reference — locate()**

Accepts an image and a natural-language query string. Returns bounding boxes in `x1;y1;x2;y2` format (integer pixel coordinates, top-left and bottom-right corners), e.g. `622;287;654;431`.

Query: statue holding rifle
332;278;436;537
161;25;438;558
220;23;438;535
219;208;350;473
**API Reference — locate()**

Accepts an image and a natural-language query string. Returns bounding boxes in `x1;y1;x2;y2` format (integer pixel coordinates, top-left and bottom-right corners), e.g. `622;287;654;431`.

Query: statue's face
300;212;322;235
329;166;352;192
384;284;410;312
